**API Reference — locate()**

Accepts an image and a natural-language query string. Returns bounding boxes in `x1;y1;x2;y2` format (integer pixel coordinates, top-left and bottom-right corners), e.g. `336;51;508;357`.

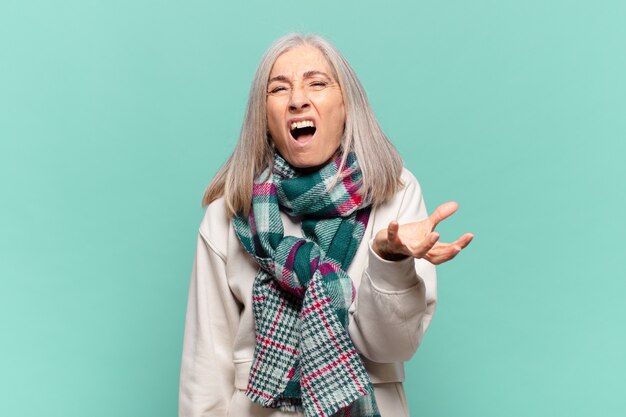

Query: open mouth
290;120;316;141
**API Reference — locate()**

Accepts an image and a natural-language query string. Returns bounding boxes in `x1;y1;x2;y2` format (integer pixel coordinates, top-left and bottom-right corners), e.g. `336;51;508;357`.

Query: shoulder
198;197;232;259
399;167;423;200
386;167;424;214
370;167;427;227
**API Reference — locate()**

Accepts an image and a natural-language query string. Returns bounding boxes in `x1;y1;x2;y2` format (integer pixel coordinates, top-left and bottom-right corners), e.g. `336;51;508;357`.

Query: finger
425;243;461;265
387;220;400;243
381;221;412;258
429;251;460;265
429;201;459;229
426;242;458;257
452;233;474;249
433;235;472;253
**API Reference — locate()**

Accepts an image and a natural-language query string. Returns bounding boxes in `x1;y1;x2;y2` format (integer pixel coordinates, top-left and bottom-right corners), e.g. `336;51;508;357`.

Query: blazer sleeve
349;171;438;363
179;230;239;417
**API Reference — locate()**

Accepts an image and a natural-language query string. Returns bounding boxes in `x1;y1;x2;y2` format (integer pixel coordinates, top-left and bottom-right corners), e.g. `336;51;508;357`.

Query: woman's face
266;45;345;170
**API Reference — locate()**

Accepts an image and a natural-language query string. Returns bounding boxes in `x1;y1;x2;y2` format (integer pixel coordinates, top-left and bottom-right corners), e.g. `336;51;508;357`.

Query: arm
349;171;437;363
179;231;239;417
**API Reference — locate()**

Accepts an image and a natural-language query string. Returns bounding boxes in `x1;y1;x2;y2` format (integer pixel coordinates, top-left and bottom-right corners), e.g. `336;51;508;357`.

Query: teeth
290;120;315;130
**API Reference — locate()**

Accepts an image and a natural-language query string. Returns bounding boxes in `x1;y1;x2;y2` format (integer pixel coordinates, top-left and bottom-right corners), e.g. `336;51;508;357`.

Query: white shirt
179;168;437;417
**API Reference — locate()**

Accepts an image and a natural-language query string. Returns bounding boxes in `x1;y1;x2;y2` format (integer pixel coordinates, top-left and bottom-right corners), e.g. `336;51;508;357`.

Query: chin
290;157;334;172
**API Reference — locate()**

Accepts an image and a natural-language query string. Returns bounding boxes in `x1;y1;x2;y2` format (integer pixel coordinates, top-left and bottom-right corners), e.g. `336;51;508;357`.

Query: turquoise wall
1;1;624;416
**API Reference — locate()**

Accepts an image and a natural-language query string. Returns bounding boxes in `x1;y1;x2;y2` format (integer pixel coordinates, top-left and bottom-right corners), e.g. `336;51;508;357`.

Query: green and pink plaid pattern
233;153;380;417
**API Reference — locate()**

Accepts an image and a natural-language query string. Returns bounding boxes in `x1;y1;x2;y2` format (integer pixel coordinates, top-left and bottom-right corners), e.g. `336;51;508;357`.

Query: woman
179;34;473;417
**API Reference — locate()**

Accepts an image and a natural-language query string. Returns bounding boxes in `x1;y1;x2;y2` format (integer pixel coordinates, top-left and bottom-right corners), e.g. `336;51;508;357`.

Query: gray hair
203;33;404;216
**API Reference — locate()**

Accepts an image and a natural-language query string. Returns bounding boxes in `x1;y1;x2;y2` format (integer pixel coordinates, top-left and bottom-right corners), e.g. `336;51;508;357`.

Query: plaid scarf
233;153;381;417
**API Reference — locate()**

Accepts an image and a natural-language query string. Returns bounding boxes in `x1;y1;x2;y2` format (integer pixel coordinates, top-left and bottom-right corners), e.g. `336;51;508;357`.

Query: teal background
1;0;624;416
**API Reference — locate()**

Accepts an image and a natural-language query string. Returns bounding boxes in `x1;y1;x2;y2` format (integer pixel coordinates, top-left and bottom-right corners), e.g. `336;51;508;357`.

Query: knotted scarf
233;153;381;417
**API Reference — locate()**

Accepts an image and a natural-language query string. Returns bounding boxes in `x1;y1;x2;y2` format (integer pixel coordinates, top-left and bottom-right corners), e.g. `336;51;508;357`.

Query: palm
374;202;473;265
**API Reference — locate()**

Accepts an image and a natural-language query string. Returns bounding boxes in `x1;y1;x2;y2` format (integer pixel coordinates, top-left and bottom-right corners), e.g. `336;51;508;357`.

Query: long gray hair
203;33;404;216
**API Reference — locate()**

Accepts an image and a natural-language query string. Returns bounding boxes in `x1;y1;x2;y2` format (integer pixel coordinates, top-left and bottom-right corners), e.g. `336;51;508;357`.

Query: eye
268;85;289;95
309;80;328;90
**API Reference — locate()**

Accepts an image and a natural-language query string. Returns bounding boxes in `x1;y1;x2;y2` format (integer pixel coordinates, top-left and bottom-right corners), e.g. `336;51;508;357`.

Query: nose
288;84;310;112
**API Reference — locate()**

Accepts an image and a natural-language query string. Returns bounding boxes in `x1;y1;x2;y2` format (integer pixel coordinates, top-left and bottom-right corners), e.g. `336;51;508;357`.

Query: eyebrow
303;70;332;80
268;75;290;84
268;70;333;84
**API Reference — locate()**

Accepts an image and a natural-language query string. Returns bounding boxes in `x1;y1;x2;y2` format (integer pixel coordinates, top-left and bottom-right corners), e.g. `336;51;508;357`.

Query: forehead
269;45;334;79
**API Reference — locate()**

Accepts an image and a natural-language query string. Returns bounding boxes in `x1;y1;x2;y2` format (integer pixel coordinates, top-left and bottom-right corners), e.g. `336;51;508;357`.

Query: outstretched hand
372;202;473;265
